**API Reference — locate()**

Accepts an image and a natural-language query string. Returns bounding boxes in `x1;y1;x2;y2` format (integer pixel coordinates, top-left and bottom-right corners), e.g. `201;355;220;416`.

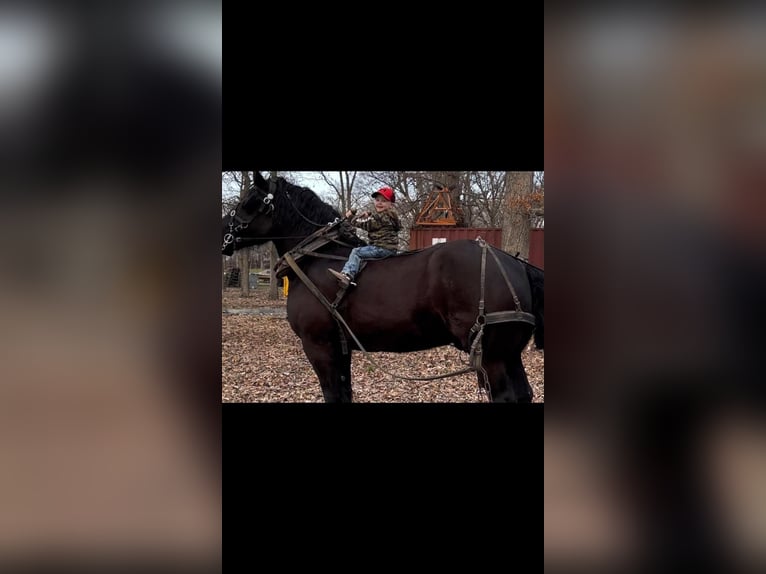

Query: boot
328;268;352;287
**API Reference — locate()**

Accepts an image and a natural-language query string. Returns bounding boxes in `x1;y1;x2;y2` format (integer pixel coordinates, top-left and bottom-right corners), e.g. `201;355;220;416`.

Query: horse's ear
254;171;269;190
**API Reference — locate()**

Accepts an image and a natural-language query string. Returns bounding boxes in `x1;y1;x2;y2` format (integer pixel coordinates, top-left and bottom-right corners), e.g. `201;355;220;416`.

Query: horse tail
525;264;544;349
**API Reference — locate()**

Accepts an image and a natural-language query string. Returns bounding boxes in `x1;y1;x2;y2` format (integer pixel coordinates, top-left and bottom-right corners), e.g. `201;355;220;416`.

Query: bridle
222;188;274;252
222;181;339;253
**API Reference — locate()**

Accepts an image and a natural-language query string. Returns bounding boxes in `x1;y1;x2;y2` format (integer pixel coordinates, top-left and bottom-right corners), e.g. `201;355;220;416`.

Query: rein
282;186;333;227
272;219;360;277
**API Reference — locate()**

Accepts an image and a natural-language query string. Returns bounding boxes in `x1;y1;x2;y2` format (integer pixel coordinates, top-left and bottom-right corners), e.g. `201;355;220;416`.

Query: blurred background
0;2;221;570
5;1;766;570
545;5;766;572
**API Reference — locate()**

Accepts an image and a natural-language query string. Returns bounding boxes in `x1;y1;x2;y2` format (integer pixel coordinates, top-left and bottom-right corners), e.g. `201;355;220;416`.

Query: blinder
222;187;275;252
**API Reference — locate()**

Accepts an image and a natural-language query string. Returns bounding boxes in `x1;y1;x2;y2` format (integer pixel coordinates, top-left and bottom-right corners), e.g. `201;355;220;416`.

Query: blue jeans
342;245;396;278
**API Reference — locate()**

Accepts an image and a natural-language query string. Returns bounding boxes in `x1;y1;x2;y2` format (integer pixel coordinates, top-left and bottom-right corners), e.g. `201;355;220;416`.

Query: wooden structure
411;183;502;250
410;183;544;269
414;186;458;226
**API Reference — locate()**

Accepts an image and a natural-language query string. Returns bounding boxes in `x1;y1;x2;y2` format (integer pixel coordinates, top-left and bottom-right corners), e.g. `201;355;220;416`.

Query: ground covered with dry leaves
222;287;544;403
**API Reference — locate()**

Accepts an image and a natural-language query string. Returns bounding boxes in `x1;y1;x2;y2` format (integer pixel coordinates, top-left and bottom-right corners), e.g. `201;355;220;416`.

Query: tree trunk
340;171;355;214
239;171;251;296
318;171;357;213
268;171;279;300
444;171;464;227
502;171;533;258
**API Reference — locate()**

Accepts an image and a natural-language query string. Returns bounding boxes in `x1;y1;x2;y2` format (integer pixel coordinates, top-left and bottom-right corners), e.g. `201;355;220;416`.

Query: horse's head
222;172;276;255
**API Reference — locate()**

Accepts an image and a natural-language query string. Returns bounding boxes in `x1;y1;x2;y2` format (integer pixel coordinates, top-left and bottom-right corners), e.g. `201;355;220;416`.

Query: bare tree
502;171;534;258
222;170;243;203
239;172;544;261
318;171;359;215
463;171;508;227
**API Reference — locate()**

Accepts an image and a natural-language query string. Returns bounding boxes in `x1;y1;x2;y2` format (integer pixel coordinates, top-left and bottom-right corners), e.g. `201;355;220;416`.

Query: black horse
222;172;544;402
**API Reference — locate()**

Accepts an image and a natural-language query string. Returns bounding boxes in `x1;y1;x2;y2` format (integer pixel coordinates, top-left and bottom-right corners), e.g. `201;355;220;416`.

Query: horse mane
273;177;341;229
243;175;338;232
247;175;365;246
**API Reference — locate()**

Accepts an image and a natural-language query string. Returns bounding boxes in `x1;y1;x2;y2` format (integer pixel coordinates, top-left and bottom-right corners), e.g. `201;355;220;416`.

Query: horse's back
427;240;533;308
306;239;537;352
342;240;534;316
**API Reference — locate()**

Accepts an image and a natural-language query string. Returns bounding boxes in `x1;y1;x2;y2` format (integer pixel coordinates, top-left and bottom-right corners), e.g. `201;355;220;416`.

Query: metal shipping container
529;229;544;269
408;227;503;251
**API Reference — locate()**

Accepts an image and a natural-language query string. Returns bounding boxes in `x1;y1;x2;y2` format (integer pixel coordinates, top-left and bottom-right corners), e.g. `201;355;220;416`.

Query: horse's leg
301;338;353;403
479;326;534;403
477;356;532;403
503;355;533;403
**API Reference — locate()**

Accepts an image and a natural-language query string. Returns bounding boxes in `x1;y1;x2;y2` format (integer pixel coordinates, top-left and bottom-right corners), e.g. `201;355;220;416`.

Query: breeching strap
469;238;536;374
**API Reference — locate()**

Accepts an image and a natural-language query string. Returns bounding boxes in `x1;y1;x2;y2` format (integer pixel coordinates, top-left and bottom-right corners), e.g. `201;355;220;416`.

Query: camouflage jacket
356;209;401;252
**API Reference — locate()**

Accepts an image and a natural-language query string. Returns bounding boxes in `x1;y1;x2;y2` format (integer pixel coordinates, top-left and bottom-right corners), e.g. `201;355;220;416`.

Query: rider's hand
345;209;356;218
